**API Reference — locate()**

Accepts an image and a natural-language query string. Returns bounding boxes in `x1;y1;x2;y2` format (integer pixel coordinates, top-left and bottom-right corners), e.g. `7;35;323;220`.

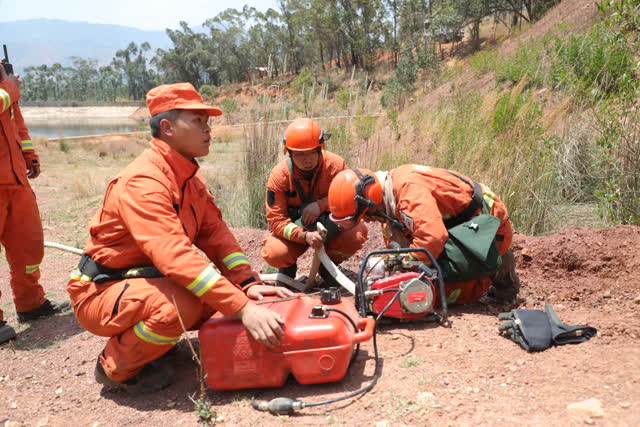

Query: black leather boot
488;250;521;302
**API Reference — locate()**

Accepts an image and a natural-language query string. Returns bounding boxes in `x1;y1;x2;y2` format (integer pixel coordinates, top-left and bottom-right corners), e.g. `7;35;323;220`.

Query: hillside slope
357;0;600;164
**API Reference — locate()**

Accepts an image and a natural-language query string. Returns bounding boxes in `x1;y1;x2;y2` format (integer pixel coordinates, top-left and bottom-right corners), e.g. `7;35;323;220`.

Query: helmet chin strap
352;173;406;232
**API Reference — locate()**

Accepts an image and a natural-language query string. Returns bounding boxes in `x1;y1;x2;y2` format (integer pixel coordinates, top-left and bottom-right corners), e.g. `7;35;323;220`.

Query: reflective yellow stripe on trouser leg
133;321;180;345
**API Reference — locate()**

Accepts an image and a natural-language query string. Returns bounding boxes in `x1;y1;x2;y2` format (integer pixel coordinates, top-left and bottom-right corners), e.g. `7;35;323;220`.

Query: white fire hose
44;241;357;294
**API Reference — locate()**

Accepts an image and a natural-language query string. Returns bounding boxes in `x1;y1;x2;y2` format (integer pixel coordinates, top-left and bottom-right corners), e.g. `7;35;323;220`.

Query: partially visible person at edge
260;118;368;286
0;63;71;345
327;165;520;305
66;82;292;394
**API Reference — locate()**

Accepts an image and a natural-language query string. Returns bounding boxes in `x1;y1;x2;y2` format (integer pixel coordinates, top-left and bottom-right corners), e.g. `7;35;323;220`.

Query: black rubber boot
488;250;521;302
318;263;340;289
94;356;175;394
0;321;17;345
17;299;72;323
276;264;297;286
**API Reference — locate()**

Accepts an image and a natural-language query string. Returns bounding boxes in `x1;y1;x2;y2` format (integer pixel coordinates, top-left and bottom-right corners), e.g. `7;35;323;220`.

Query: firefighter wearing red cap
327;165;520;305
0;63;70;345
261;118;368;284
67;82;292;393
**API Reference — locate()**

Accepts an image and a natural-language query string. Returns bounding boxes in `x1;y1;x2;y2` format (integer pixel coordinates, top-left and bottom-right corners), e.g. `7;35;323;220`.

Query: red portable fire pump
356;246;448;322
199;246;447;415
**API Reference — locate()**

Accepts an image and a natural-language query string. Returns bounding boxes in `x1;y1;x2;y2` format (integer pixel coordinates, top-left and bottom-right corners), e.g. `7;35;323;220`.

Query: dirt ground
2;1;638;424
1;218;639;426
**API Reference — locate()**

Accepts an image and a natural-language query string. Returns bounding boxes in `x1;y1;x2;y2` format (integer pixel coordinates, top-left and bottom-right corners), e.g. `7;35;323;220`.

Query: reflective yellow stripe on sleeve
0;88;10;113
222;252;250;270
186;265;221;297
481;184;496;211
25;264;40;274
283;223;297;240
21;140;33;151
133;321;180;346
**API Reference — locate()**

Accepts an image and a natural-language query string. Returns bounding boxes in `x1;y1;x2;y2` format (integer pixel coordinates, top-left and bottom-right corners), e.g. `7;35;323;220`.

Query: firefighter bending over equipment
261;118;368;285
0;61;70;345
328;165;520;305
67;83;292;394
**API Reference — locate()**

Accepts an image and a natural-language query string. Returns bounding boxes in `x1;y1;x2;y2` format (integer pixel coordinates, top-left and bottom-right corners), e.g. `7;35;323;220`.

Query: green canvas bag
439;213;503;283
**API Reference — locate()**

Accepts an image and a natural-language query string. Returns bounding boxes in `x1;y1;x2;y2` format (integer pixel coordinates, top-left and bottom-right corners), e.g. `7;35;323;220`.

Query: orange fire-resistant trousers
0;186;46;321
261;222;368;268
68;276;216;381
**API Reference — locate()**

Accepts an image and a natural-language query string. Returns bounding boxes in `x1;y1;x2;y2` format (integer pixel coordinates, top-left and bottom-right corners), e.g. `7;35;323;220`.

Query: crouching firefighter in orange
67;83;292;394
327;165;520;305
0;63;70;346
261;118;368;286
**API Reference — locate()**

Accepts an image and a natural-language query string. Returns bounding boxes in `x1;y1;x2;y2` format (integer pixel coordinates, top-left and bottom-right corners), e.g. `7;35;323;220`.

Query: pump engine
356;247;448;322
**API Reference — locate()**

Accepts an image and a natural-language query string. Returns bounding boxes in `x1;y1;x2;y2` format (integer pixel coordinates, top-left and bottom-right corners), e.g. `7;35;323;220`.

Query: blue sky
0;0;280;31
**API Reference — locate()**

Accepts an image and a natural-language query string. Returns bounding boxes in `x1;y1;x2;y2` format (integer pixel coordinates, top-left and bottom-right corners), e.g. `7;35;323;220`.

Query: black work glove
498;308;552;351
545;304;597;345
498;304;597;352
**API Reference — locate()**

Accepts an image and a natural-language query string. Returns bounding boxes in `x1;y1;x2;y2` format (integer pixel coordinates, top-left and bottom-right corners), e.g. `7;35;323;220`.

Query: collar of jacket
150;138;199;187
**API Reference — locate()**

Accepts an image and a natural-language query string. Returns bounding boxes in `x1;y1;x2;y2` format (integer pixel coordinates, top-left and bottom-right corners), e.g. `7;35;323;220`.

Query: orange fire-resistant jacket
70;138;258;317
0;79;38;188
265;150;347;243
382;164;512;262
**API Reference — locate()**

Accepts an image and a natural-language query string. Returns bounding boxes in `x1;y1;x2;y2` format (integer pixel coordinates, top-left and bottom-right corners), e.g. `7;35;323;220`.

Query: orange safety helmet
328;168;383;224
282;118;331;153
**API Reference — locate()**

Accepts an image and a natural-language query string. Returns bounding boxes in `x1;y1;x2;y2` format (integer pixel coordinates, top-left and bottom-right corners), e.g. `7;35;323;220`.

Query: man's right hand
0;64;21;87
236;301;285;347
304;231;324;249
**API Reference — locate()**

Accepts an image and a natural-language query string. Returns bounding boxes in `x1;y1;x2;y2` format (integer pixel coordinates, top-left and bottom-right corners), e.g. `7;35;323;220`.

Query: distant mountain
0;19;175;73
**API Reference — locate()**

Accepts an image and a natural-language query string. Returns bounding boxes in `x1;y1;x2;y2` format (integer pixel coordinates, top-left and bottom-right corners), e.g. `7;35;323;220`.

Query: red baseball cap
146;82;222;116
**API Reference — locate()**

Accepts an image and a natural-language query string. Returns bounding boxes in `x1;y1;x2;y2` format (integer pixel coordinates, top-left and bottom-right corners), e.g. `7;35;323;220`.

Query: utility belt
76;254;164;284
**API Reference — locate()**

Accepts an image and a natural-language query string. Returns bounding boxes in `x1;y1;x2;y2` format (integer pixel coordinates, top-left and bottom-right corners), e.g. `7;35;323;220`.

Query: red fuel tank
199;294;374;390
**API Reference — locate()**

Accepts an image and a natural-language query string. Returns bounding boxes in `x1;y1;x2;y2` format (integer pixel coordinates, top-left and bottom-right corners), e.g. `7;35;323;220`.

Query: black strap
78;254;163;284
287;157;320;207
442;170;485;229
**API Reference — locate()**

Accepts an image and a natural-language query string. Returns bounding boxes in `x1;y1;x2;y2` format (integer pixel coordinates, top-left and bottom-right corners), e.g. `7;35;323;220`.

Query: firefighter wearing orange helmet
261;118;368;285
328;165;520;304
0;63;70;345
67;83;292;393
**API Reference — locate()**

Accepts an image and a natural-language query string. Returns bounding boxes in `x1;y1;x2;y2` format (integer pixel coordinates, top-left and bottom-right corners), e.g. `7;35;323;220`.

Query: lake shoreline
21;105;144;121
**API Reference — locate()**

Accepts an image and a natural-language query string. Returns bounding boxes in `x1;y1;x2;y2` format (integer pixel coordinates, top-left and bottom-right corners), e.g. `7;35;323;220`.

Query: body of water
21;106;147;139
27;119;145;139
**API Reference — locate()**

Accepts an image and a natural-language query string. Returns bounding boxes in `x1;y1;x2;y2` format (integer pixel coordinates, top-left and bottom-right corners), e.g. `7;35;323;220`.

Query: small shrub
326;122;352;163
354;115;377;143
388;109;400;139
492;81;542;135
400;355;423;368
70;170;104;199
381;77;403;109
336;88;351;111
59;139;71;153
199;84;218;100
495;40;546;87
290;67;315;94
219;98;238;115
550;23;635;100
468;47;498;74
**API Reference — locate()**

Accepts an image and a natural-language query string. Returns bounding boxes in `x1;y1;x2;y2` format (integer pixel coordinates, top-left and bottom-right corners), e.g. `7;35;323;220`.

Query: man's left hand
301;202;322;225
27;162;40;179
246;284;294;301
